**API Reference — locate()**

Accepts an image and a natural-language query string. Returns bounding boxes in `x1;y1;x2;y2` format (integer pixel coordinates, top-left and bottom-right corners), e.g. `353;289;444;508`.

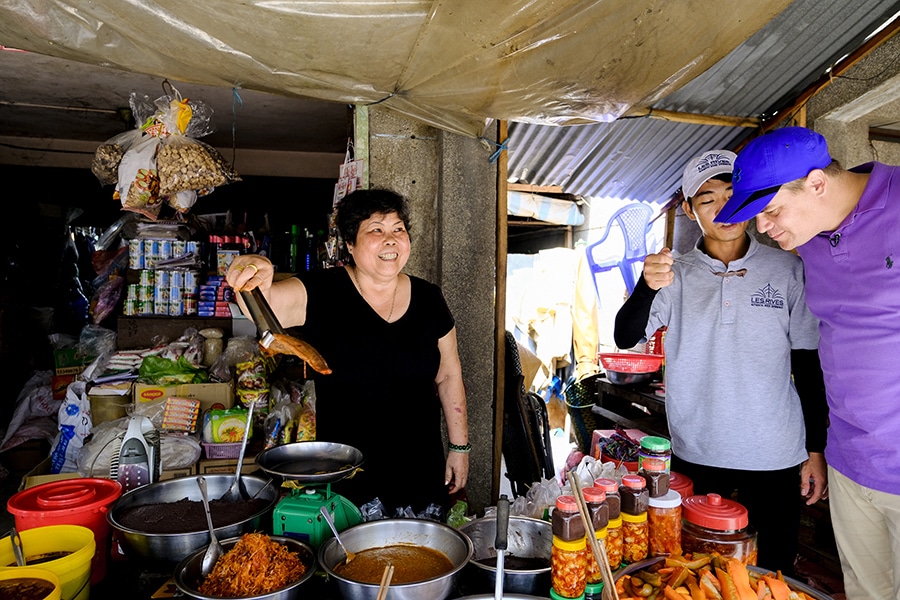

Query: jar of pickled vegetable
552;495;587;598
605;517;623;570
648;489;682;557
681;493;758;565
585;526;608;584
594;478;620;519
621;511;649;563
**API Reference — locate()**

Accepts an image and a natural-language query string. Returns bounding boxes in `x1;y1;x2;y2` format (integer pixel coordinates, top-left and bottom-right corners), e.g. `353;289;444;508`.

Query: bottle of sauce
551;495;587;599
620;474;649;563
594;478;620;520
638;456;670;498
648;489;682;557
582;486;608;587
639;435;672;473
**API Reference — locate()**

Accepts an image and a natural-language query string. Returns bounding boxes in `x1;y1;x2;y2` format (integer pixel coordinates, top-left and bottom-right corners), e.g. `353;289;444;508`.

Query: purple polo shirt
797;162;900;494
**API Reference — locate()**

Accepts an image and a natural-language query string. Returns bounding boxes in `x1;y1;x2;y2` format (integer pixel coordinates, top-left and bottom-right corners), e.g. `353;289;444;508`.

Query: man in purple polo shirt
716;126;900;600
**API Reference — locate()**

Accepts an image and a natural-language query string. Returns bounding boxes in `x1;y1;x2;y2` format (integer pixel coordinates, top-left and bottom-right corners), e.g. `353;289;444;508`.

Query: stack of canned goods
128;238;200;270
124;268;200;316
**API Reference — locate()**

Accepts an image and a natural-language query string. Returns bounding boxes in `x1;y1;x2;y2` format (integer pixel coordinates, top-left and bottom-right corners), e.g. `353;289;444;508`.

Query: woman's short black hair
336;188;412;246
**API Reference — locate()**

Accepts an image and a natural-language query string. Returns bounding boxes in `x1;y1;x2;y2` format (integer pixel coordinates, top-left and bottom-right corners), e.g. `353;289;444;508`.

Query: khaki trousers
829;466;900;599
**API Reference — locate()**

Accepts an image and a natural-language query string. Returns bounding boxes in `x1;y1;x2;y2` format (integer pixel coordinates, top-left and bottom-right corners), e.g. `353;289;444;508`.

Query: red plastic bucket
7;478;122;584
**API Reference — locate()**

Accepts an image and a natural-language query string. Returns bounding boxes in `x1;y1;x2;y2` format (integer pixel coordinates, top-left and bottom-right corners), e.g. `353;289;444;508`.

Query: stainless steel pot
107;474;278;563
174;535;316;600
319;518;473;600
458;516;551;596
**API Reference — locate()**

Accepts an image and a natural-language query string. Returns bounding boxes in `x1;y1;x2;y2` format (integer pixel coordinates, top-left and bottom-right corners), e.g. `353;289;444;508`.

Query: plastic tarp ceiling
0;1;792;138
508;191;584;226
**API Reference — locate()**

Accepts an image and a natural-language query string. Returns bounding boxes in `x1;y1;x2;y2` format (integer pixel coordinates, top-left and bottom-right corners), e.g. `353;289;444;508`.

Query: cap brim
714;188;779;224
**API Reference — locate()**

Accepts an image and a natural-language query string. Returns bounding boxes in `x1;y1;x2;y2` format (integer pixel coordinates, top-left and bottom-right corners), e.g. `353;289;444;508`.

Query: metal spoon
220;400;254;503
10;527;25;566
319;505;355;564
197;476;225;577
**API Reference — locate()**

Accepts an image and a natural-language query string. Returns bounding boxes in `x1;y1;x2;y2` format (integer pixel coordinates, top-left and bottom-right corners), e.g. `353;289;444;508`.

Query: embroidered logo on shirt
887;255;894;269
750;283;784;309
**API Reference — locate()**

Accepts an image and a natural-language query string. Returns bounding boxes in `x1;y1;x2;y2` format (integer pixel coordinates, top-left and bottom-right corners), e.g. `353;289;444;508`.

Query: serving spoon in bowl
319;505;355;564
197;476;225;577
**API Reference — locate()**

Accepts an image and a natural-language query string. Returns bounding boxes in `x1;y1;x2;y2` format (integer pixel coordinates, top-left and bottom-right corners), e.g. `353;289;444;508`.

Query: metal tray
255;441;364;484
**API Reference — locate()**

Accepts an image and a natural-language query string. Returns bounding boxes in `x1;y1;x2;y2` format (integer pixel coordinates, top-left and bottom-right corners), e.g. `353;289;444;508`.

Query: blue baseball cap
714;127;832;223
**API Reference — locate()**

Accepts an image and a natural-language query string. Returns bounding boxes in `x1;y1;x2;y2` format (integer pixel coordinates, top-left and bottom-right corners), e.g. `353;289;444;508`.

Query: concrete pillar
364;106;498;514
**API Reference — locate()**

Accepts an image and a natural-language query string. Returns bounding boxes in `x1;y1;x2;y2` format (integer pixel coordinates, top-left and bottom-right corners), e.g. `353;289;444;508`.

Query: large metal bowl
174;535;316;600
319;518;473;600
457;516;551;596
107;474;278;564
255;441;364;484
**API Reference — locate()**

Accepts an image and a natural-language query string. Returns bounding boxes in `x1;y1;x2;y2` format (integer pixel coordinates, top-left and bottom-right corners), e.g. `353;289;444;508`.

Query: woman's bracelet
448;442;471;453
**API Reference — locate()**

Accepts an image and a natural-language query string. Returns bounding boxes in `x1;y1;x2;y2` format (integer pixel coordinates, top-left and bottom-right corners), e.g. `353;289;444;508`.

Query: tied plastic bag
50;381;93;474
139;354;209;385
116;134;163;219
91;93;157;186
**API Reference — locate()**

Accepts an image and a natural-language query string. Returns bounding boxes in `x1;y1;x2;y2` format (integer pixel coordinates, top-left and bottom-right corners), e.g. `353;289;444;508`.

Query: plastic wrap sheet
0;0;791;138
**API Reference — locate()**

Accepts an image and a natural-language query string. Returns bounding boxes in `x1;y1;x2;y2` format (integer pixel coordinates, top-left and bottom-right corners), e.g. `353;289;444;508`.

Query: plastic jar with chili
648;489;682;557
605;516;623;570
551;495;587;598
681;493;758;565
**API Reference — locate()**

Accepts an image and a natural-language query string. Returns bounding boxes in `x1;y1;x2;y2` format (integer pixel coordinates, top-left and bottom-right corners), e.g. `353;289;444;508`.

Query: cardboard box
198;456;259;476
53;348;95;375
19;450;199;488
159;463;198;481
133;382;234;412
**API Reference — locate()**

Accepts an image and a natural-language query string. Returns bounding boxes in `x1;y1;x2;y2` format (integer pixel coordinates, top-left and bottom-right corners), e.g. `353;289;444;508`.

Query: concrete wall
366;106;498;514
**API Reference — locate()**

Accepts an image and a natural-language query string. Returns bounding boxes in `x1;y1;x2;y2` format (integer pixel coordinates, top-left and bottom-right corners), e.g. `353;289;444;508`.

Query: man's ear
682;199;697;222
807;169;828;199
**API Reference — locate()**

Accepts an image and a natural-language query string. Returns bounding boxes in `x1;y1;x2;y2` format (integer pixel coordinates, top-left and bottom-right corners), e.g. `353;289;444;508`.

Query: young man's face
683;178;748;242
755;185;820;251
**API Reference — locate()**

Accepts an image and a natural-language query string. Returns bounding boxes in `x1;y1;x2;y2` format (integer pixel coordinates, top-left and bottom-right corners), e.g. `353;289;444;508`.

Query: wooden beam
622;107;759;128
508;183;564;194
869;127;900;144
493;119;509;503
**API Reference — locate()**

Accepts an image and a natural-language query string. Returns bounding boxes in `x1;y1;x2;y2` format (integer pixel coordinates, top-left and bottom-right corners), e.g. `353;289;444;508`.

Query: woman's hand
445;451;469;494
225;255;274;292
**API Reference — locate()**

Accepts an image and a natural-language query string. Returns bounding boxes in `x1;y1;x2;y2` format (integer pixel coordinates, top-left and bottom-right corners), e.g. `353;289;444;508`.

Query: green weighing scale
255;441;364;548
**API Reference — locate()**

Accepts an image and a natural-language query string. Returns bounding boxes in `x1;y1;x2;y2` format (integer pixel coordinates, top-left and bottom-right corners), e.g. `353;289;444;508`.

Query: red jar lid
583;486;606;503
594;478;618;493
556;495;578;512
669;471;694;498
621;474;645;489
8;478;122;517
682;493;748;531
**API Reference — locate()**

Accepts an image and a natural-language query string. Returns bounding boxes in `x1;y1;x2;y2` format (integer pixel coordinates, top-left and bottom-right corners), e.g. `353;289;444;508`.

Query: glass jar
552;495;587;598
583;486;609;532
605;517;623;570
681;493;758;565
639;435;671;472
648;489;682;557
619;474;650;515
638;457;670;498
621;511;649;564
585;526;607;585
594;478;620;519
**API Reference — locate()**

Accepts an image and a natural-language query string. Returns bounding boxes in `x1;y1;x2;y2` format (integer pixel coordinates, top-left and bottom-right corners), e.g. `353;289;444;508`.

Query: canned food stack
124;268;200;316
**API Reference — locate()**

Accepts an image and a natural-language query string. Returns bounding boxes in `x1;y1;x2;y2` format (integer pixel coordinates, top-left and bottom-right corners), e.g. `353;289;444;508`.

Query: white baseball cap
681;150;737;200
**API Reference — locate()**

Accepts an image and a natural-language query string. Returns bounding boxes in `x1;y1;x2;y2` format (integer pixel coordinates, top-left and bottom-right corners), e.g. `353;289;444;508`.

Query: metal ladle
10;527;25;566
319;505;355;564
197;476;225;577
219;400;254;503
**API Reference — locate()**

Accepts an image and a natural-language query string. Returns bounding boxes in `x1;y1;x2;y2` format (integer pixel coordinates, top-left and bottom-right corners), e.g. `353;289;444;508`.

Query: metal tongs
240;287;285;349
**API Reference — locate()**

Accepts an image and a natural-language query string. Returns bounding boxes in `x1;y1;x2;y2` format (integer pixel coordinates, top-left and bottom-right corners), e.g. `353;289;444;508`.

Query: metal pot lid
254;441;364;483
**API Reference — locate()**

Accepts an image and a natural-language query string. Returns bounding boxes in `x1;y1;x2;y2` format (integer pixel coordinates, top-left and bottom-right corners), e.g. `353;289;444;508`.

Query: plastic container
7;478;122;584
648;490;682;557
681;493;758;565
594;478;620;519
621;511;649;563
668;471;694;499
638;457;669;498
583;487;609;532
551;496;587;599
619;474;650;515
585;527;607;585
605;517;623;570
0;567;61;600
0;524;95;600
638;435;671;472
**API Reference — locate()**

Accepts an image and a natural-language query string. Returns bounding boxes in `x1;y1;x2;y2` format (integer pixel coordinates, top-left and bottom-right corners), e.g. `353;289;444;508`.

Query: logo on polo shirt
750;283;784;309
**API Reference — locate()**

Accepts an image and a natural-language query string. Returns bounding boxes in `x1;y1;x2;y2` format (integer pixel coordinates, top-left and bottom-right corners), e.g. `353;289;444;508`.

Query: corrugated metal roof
508;0;900;206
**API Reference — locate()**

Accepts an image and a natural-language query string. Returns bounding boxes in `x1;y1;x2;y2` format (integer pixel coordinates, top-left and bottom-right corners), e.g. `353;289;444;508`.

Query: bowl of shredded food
173;533;316;600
